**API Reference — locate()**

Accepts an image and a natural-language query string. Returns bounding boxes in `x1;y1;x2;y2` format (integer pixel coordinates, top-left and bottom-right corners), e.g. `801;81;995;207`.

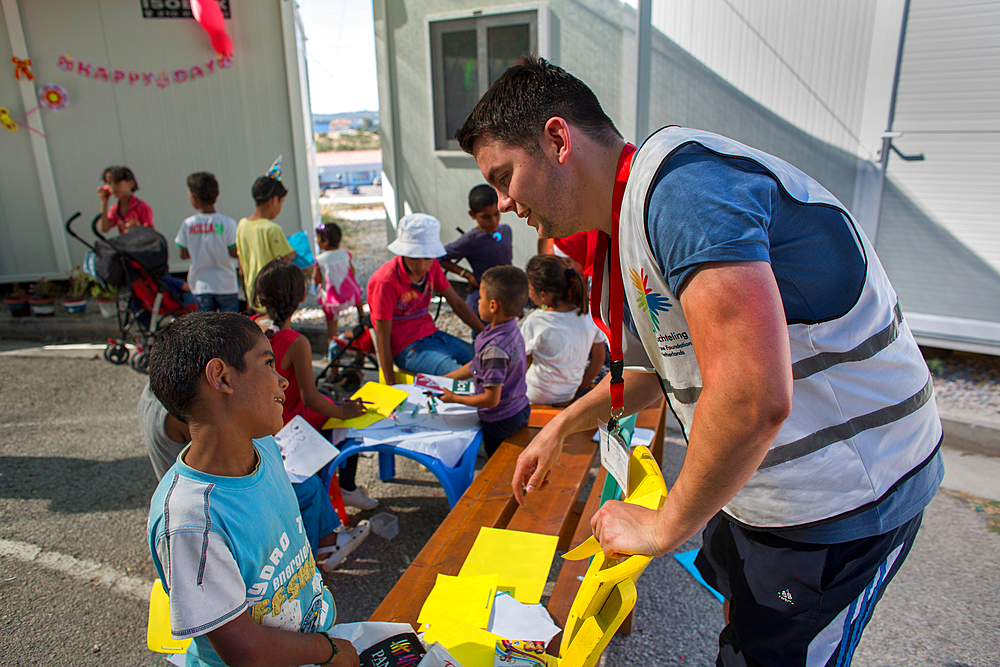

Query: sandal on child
318;520;371;572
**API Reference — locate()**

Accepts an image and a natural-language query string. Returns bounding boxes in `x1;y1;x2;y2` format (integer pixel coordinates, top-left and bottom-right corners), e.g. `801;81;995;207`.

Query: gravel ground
926;350;1000;416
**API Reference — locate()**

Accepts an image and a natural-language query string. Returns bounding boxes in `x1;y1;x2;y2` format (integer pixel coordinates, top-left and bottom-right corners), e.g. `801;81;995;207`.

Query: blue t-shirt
634;144;941;543
148;436;334;667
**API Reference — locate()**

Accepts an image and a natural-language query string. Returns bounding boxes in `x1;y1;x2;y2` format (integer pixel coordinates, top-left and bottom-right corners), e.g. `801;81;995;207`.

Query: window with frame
430;11;537;151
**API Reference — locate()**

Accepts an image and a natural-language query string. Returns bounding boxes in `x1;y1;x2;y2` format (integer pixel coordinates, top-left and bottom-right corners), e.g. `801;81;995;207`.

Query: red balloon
191;0;233;56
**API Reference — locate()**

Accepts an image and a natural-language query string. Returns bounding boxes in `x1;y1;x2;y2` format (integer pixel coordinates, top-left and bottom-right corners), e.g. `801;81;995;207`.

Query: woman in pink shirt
97;166;154;234
367;214;485;385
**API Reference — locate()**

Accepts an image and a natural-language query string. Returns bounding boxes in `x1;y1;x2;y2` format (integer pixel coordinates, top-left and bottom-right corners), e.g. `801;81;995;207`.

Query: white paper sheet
487;592;562;645
273;415;340;479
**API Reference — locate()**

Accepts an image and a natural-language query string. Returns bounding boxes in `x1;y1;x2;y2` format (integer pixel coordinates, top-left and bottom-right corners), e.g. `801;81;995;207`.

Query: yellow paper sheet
147;580;192;654
322;382;409;429
422;620;501;667
459;527;558;605
417;573;498;630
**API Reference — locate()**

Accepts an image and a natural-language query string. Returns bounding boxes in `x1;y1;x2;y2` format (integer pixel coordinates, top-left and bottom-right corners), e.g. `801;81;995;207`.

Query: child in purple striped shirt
440;266;531;456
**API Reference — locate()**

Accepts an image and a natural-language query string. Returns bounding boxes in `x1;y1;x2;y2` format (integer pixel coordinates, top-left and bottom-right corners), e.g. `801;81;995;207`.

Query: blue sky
297;0;379;114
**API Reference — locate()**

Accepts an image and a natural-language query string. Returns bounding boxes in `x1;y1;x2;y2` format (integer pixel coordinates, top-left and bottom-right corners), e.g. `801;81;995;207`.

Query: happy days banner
56;53;233;90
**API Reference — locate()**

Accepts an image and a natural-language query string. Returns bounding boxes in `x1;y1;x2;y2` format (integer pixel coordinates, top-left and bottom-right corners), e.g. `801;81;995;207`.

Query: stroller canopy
94;227;170;289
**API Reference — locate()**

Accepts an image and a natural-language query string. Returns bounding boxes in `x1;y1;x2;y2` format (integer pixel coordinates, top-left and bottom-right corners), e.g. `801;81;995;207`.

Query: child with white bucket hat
367;214;486;384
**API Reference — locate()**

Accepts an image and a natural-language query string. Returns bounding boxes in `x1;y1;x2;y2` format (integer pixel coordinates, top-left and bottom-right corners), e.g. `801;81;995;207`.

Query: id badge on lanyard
591;143;637;493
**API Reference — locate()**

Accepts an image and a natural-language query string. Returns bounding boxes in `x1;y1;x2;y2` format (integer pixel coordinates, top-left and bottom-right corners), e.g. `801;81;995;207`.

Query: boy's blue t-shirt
631;144;942;542
147;436;334;667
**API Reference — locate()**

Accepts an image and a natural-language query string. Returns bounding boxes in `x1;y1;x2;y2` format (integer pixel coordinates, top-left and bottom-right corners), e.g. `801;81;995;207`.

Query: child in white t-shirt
520;255;607;405
175;172;239;312
313;222;364;343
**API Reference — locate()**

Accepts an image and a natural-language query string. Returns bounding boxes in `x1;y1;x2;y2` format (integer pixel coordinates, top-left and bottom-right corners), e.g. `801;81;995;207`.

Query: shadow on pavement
0;455;156;513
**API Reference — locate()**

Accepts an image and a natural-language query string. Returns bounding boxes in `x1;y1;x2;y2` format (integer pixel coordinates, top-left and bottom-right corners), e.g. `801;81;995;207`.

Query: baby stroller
66;212;195;373
315;314;381;399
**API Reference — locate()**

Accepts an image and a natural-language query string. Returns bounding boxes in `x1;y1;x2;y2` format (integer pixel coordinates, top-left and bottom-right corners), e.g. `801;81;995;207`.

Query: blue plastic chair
320;431;483;508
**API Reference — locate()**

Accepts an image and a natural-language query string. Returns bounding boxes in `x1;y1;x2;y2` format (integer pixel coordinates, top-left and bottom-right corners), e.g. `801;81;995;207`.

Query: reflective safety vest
609;127;942;528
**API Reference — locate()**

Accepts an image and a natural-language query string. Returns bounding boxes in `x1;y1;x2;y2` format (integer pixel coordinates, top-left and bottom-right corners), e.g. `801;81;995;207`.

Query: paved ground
0;342;997;666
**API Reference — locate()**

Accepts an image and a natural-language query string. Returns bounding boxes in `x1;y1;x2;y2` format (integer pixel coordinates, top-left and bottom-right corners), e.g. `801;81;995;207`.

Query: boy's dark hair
481;265;529;316
187;172;220;205
254;259;305;330
456;55;622;155
148;312;263;423
468;184;498;213
251;176;288;205
526;254;588;315
106;166;139;192
316;222;342;248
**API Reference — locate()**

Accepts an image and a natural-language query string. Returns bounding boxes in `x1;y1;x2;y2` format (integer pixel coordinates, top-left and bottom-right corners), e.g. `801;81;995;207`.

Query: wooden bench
369;398;668;638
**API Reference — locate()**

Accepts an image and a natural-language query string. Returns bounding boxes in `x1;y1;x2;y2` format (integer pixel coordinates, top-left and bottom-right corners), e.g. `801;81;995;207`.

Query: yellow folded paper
417;573;498;630
561;536;602;561
147;580;192;654
459;527;558;605
322;382;409;429
422;620;501;667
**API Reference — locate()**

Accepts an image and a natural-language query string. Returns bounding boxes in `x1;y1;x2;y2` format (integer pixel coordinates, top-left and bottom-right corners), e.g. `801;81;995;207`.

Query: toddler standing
175;172;239;312
440;265;530;456
313;222;364;343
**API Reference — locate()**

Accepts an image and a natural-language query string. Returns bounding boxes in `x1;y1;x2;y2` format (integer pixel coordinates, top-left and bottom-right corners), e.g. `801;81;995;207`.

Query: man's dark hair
148;312;263;423
251;176;288;205
456;56;622;154
481;265;529;316
107;166;140;192
468;184;498;213
254;259;305;330
187;172;220;205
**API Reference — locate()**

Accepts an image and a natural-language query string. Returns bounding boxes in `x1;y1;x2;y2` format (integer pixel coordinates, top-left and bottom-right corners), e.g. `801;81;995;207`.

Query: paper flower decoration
266;155;282;180
38;84;68;111
0;108;17;132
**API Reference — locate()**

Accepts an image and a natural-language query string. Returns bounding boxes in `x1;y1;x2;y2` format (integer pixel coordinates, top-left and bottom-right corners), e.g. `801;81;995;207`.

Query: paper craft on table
417;573;498;630
487;592;561;645
415;373;475;395
273;415;340;482
421;620;500;667
322;382;409;429
459;527;558;605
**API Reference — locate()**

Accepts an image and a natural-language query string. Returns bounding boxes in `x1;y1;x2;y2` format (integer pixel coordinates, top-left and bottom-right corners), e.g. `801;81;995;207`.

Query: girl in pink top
312;222;364;344
97;166;154;234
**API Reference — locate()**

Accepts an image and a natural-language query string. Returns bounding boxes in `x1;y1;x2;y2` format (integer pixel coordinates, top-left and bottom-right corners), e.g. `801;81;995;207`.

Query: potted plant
3;283;29;317
91;283;119;319
62;267;91;316
28;278;59;317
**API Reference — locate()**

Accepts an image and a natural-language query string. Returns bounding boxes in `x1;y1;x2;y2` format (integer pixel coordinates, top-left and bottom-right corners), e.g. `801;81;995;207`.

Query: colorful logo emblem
629;268;671;332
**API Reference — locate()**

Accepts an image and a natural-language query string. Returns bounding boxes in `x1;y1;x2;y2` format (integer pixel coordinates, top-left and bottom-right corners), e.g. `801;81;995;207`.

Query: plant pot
3;297;29;317
96;297;117;319
28;297;56;317
62;297;88;317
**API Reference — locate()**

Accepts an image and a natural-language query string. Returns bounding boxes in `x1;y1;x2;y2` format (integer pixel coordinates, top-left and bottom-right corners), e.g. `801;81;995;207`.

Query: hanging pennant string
12;57;34;81
23;104;39;117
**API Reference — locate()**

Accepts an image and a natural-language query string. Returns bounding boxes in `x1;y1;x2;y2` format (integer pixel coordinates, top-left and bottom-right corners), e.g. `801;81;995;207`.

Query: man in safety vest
457;56;943;666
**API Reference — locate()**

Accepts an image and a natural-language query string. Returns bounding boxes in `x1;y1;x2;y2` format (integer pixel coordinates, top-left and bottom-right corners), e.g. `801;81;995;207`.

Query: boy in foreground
146;312;358;667
440;266;531;456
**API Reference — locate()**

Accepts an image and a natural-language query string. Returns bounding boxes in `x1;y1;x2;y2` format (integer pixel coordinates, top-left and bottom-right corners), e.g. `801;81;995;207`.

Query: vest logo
629;268;671;332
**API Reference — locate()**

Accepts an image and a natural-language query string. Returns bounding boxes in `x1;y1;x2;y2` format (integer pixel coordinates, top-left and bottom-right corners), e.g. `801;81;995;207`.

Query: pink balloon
191;0;233;56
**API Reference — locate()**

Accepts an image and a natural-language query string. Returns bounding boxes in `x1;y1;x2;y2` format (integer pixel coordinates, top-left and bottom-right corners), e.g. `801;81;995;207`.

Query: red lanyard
590;143;636;418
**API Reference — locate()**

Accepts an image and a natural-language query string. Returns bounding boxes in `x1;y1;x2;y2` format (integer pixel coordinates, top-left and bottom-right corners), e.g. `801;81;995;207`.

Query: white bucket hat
387;213;447;258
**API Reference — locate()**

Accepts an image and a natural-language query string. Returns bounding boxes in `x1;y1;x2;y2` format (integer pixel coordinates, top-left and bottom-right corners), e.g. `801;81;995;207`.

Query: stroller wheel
337;369;364;395
104;343;129;365
131;351;150;374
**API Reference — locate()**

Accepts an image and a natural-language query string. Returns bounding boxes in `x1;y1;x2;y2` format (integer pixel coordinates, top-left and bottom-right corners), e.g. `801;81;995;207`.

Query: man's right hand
511;424;564;505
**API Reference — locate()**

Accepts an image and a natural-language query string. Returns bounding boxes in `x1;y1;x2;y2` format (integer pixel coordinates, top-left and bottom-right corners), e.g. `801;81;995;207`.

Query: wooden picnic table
369;398;667;633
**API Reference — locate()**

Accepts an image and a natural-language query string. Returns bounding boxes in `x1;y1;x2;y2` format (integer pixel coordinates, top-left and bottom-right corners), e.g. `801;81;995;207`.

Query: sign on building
140;0;230;19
